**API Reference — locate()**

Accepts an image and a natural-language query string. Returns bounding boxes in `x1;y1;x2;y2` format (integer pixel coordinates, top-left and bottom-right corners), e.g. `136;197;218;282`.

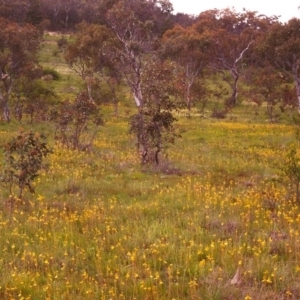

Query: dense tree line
0;0;180;31
0;0;300;164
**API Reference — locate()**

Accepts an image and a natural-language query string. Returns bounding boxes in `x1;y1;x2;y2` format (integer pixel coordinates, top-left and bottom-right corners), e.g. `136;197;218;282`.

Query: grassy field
0;33;300;300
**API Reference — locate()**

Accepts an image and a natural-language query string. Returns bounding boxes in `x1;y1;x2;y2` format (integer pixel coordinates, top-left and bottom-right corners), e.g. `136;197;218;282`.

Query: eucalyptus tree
0;18;41;121
65;22;116;101
162;24;210;110
260;18;300;113
106;0;180;164
194;9;273;108
0;0;28;23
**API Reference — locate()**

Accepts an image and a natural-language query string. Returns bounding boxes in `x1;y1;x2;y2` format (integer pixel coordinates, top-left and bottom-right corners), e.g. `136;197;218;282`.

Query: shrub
0;131;51;199
211;107;227;119
42;67;61;81
129;59;180;165
52;92;104;151
280;145;300;203
57;36;68;48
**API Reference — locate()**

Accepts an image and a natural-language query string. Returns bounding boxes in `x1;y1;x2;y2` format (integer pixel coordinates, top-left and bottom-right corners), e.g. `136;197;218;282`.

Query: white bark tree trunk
85;76;93;102
133;82;143;107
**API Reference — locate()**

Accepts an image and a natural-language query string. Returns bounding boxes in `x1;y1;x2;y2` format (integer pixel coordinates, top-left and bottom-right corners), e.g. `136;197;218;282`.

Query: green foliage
0;131;50;199
25;0;43;26
57;36;68;49
130;109;177;165
13;77;57;122
42;67;61;81
280;145;300;203
130;60;180;165
0;18;41;122
280;117;300;203
52;92;104;151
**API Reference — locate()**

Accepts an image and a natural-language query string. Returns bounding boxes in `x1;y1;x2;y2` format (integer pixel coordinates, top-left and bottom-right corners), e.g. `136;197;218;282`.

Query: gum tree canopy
105;0;180;165
0;18;41;122
261;18;300;113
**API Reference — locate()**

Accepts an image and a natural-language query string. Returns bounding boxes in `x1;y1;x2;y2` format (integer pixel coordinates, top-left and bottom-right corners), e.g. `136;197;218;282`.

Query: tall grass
0;113;299;299
0;33;299;299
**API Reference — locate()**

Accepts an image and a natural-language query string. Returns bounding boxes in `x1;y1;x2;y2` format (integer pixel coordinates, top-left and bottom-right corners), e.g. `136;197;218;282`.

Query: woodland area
2;1;300;299
0;0;300;164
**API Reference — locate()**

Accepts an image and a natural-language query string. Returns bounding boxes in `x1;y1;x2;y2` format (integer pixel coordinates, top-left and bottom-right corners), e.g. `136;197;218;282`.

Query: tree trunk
228;70;239;107
85;76;93;101
138;110;148;164
106;77;119;116
112;89;118;116
267;102;275;123
65;14;69;29
230;75;239;106
3;101;10;122
133;82;143;108
0;77;12;122
64;7;70;29
289;61;300;113
186;82;192;110
14;101;23;121
0;93;10;122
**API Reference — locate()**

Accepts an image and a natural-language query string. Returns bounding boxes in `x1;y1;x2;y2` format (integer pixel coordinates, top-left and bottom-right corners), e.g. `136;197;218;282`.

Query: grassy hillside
0;33;300;300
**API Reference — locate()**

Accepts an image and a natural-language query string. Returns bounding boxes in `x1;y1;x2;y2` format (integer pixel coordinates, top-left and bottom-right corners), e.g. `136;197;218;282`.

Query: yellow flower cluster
0;119;299;299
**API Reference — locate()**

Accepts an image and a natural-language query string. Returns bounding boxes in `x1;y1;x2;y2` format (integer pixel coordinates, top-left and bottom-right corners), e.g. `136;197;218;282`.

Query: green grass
0;33;300;299
0;114;299;299
39;32;82;99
